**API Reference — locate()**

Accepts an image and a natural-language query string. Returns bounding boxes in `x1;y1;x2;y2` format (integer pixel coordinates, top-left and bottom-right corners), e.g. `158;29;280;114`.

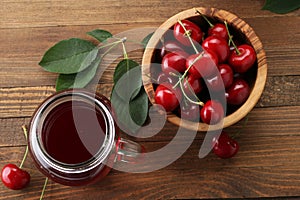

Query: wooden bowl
142;7;267;131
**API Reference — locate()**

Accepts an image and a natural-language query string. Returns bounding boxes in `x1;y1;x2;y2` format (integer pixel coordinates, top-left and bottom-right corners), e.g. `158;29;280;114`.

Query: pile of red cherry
152;12;257;158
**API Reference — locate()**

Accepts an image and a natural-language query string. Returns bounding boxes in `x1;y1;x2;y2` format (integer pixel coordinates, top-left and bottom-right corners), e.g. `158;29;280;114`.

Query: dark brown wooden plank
1;105;299;147
0;132;299;199
1;74;299;118
0;16;299;87
1;0;299;29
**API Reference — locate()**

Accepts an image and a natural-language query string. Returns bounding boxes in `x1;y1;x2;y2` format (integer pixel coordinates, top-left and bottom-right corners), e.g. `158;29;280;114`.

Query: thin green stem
224;21;241;55
97;39;123;50
179;80;204;106
121;39;128;59
177;19;199;54
184;76;203;104
19;125;29;169
99;41;121;58
173;52;204;88
195;8;214;27
40;177;48;200
113;36;144;46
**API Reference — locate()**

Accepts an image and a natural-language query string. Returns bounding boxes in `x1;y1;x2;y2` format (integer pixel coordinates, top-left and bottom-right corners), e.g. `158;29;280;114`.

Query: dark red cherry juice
42;100;106;164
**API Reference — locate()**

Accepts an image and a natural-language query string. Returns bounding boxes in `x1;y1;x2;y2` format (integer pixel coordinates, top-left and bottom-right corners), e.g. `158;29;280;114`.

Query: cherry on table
229;44;256;73
173;20;203;46
1;164;30;190
154;83;182;112
212;131;239;159
226;78;250;105
202;35;230;63
161;51;188;74
200;100;224;124
186;50;218;79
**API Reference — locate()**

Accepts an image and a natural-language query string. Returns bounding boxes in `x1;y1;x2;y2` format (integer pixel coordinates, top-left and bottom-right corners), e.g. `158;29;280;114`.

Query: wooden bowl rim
142;7;267;132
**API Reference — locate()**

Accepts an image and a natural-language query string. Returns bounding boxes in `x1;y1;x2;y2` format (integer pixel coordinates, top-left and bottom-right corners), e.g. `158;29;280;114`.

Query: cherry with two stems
1;126;30;190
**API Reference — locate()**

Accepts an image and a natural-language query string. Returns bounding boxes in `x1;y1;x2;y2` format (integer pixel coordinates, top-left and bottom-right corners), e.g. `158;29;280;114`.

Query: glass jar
28;89;143;186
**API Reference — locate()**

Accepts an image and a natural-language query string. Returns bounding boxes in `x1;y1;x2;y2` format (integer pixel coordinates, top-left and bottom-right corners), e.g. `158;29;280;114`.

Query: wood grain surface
0;0;299;199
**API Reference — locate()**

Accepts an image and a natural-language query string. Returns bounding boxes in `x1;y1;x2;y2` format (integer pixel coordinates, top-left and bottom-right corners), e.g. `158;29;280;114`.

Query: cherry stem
113;36;143;46
179;80;204;106
121;38;128;59
177;19;199;54
195;9;214;28
19;125;29;169
173;52;204;89
183;76;204;106
97;39;123;50
40;177;48;200
224;21;241;55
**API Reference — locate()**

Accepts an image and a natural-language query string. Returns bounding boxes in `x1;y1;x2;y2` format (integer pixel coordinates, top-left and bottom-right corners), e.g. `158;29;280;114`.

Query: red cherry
1;164;30;190
226;78;250;105
202;36;230;63
200;100;224;124
182;75;203;96
161;52;187;74
156;72;178;85
155;83;182;112
229;44;257;73
173;20;203;46
186;50;218;79
212;131;239;159
218;64;234;88
208;23;229;41
160;41;185;58
179;102;200;122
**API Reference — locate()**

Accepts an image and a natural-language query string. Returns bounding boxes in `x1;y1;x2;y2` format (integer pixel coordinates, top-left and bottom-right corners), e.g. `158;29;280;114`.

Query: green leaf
129;89;148;126
39;38;98;74
111;90;139;133
113;59;141;100
262;0;300;14
87;29;113;42
111;86;148;133
141;32;154;48
55;56;102;91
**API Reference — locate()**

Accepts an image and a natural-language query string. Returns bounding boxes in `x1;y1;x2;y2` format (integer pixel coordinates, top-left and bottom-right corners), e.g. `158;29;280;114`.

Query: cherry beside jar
28;89;143;186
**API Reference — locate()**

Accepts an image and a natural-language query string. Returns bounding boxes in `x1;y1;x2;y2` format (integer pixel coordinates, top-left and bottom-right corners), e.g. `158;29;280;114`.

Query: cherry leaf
87;29;113;42
55;57;101;91
39;38;98;74
262;0;300;14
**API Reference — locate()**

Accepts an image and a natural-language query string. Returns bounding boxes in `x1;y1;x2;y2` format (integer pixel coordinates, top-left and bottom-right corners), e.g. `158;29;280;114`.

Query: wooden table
0;0;299;199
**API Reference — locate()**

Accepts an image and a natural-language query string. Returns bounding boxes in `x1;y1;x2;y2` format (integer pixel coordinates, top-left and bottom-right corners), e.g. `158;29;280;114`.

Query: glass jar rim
29;89;116;173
